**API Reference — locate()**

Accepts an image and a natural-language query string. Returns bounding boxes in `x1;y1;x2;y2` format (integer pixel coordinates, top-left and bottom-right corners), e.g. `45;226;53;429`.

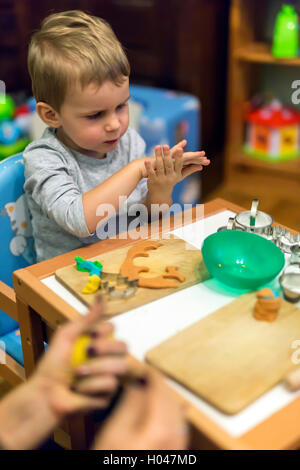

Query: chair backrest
0;153;36;335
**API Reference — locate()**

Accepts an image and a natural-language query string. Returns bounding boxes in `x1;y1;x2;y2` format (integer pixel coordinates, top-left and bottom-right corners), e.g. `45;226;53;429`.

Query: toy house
244;100;300;162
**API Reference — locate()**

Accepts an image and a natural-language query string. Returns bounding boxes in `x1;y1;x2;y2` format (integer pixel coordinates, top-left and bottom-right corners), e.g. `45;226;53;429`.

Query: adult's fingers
53;295;107;347
73;374;118;395
143;374;188;450
84;321;114;339
87;338;128;357
75;356;128;377
56;391;113;415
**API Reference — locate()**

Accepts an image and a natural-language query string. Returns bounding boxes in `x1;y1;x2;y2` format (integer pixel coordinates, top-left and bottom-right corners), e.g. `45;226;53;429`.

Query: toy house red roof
246;102;300;128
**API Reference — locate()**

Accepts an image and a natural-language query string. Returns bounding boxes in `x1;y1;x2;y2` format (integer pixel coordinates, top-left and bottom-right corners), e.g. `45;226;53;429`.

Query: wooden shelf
235;42;300;66
231;151;300;179
225;1;300;184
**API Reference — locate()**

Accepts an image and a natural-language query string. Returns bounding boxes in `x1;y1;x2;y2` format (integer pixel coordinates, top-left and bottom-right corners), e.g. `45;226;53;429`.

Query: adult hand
35;295;128;417
0;296;128;449
92;370;189;450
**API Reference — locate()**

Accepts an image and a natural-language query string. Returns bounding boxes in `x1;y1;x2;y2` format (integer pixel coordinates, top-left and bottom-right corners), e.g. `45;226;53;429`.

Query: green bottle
272;4;298;58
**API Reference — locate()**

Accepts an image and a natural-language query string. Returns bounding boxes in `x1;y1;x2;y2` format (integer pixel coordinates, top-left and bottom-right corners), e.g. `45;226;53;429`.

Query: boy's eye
86;111;103;120
86;102;127;120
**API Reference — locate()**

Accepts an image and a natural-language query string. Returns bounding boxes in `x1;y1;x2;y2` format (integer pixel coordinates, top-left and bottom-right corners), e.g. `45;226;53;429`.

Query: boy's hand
169;139;210;169
144;145;183;196
140;141;210;179
144;143;210;187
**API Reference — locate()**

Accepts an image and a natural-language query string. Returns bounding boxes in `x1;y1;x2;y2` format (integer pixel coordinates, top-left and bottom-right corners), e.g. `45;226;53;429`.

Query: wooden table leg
66;414;95;450
16;297;44;378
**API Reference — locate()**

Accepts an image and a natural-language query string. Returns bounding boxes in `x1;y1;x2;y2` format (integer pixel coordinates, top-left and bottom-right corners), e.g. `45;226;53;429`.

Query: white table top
42;209;300;438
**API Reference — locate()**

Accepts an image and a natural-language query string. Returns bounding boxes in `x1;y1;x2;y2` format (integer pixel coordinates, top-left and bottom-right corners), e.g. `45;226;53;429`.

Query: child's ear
36;101;62;128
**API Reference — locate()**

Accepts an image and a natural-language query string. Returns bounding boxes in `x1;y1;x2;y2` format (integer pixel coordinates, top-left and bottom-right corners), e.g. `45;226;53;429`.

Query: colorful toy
74;256;139;298
0;120;22;145
27;97;37;113
0;94;15;120
0;95;32;160
75;256;103;294
272;4;298;58
15;104;32;135
244;100;300;162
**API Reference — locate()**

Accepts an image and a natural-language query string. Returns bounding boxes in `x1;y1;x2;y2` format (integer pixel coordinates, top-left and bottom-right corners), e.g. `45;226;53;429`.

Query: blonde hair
28;10;130;111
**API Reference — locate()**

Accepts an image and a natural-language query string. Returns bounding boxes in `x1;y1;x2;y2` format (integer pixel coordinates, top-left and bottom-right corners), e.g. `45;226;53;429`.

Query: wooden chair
0;280;25;385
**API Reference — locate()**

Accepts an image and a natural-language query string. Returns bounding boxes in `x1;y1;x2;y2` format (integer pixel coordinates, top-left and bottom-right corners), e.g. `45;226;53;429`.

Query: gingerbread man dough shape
253;288;281;323
120;240;185;288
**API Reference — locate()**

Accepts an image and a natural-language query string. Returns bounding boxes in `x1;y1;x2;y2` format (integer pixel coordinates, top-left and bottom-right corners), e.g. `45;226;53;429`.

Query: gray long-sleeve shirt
23;127;148;261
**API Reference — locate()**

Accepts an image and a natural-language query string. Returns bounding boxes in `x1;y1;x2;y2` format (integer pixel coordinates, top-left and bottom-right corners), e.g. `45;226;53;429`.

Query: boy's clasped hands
142;139;210;194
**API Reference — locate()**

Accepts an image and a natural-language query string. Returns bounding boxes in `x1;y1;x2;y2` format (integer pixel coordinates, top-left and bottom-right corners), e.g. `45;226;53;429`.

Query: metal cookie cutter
280;245;300;303
99;272;139;300
273;228;300;254
75;257;138;300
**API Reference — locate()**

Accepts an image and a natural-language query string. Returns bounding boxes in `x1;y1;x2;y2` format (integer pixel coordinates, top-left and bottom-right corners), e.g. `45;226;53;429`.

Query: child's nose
104;114;120;132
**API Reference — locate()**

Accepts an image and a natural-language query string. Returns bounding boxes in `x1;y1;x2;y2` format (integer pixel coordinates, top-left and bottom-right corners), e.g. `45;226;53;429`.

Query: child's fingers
161;145;174;176
154;146;165;177
182;156;210;167
144;161;156;178
182;164;204;178
173;149;183;174
182;151;206;163
170;139;187;154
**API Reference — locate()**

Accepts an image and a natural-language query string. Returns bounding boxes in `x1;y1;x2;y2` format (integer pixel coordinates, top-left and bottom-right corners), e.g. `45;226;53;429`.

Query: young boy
24;10;210;262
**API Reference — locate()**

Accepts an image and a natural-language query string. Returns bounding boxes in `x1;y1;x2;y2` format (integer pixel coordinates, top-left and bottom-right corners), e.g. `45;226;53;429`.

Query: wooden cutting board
55;235;210;317
146;293;300;414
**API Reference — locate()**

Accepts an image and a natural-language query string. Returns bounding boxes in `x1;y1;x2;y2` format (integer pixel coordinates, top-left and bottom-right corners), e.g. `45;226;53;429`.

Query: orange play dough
120;240;185;289
253;288;281;322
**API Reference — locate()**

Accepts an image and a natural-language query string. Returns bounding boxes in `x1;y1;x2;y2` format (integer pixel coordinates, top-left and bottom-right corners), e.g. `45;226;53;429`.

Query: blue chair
0;153;36;383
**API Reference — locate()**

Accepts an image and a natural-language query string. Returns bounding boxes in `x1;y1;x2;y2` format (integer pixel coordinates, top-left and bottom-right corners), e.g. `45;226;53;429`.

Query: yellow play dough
71;335;91;368
82;274;101;294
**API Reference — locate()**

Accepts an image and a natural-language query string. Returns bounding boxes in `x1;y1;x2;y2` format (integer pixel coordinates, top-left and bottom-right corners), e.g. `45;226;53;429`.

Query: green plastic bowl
202;230;285;290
